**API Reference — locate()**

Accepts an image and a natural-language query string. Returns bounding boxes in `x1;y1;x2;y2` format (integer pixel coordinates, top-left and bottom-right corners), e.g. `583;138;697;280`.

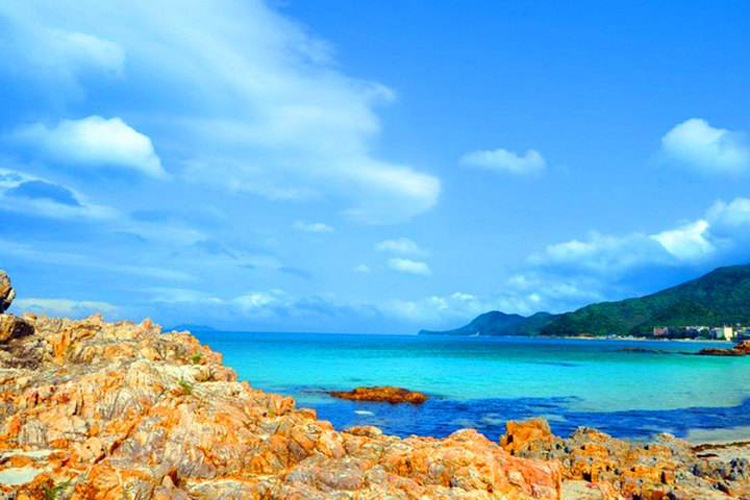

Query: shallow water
195;331;750;441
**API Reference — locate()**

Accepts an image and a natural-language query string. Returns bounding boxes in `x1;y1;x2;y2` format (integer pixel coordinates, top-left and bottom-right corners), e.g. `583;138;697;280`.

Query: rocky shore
0;273;749;499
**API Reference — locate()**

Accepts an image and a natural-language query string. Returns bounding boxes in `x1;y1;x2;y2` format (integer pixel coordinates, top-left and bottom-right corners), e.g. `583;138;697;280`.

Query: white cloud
51;30;125;75
528;196;750;284
233;291;280;312
460;148;546;175
651;220;713;261
387;258;432;276
381;290;548;324
228;289;368;323
294;221;334;233
661;118;750;175
0;7;125;92
14;116;165;178
0;1;440;222
352;264;371;273
708;198;750;231
376;237;426;256
146;287;222;304
528;232;672;275
14;298;116;317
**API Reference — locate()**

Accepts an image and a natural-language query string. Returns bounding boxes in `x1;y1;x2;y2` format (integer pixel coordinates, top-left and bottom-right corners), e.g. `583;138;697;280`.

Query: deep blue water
194;331;750;442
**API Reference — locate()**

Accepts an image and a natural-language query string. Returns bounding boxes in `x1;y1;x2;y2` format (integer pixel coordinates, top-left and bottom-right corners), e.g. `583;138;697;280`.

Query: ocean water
194;332;750;442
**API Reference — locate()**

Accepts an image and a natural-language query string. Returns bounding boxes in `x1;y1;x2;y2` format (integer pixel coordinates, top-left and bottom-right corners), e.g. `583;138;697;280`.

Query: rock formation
500;418;750;499
0;313;561;499
0;271;14;313
0;270;33;344
329;386;429;405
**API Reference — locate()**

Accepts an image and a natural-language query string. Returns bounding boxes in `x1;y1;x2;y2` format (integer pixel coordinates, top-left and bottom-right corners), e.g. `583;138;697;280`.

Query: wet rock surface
329;386;429;405
0;313;562;499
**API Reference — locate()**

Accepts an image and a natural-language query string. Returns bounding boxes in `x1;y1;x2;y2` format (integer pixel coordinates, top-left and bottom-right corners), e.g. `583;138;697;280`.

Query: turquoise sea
194;332;750;442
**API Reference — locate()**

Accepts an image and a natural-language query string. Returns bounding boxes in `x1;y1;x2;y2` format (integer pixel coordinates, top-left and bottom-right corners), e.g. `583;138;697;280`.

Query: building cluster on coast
653;324;750;341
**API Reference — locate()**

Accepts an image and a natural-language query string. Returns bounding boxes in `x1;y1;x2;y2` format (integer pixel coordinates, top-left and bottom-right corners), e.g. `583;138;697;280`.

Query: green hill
420;265;750;337
542;265;750;336
419;311;556;336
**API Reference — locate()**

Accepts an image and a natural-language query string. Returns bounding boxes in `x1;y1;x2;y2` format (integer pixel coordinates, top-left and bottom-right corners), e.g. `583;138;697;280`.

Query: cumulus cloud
661;118;750;175
460;148;546;175
294;221;334;233
376;237;426;256
387;258;431;276
528;197;750;287
709;198;750;235
651;220;714;261
14;298;116;317
14;116;165;178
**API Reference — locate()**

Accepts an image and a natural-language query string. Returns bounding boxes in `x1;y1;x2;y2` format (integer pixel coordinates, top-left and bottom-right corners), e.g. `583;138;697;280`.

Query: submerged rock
329;385;429;404
697;340;750;357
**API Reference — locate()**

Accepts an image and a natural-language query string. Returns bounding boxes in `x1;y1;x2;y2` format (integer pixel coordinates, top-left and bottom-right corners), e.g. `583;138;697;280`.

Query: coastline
420;331;733;343
1;312;749;498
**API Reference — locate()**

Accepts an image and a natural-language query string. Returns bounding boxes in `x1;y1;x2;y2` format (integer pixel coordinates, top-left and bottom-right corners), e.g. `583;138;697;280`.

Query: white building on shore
710;326;735;341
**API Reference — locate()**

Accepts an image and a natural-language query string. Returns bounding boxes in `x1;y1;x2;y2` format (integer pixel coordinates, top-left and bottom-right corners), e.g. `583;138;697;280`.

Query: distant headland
420;264;750;341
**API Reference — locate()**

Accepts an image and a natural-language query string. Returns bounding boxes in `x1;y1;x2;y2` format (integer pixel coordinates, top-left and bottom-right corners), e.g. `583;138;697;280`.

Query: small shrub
191;353;202;365
42;480;71;500
178;378;194;396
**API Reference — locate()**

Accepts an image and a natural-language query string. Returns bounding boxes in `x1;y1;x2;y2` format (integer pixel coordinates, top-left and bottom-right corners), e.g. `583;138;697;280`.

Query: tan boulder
0;314;34;343
0;270;14;313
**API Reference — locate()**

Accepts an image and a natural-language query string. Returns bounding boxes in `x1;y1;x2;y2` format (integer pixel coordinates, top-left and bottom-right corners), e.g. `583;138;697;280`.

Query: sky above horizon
1;1;750;333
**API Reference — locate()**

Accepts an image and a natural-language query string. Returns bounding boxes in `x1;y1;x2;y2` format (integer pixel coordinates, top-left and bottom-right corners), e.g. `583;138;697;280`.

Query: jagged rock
500;417;555;455
0;271;14;313
0;314;33;343
499;418;750;499
329;385;428;404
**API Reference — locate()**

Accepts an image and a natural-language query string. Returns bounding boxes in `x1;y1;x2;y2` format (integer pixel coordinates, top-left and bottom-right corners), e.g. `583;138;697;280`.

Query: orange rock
0;306;571;499
329;385;428;404
500;417;555;455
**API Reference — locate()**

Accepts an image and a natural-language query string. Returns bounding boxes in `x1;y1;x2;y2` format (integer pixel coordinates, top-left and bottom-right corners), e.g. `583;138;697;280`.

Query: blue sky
1;1;749;333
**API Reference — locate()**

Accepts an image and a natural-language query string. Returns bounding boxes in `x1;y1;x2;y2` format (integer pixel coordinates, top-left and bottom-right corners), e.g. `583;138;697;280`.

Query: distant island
420;264;750;340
